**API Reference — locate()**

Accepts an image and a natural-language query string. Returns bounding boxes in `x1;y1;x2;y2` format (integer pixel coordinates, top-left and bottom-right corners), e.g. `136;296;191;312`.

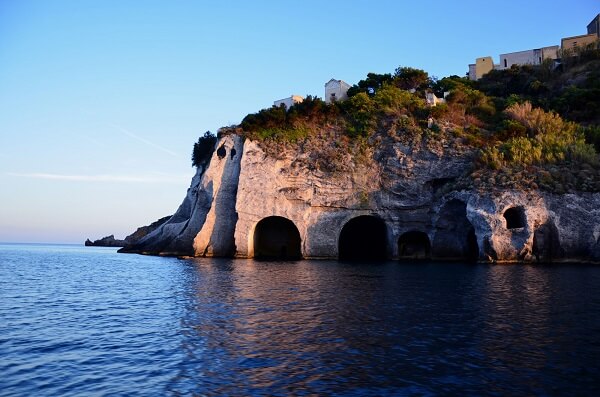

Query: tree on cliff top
347;73;393;97
192;131;217;168
393;66;431;91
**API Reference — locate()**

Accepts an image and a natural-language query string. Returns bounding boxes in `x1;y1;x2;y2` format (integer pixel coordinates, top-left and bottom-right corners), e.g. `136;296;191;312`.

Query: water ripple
1;245;600;395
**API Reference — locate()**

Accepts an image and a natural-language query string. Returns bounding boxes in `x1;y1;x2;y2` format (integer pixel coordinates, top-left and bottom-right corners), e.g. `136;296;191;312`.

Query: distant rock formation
123;216;171;246
84;235;125;247
86;216;171;248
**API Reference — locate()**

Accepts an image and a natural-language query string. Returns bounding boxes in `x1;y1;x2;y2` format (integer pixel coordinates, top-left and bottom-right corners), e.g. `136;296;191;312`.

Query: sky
1;0;598;244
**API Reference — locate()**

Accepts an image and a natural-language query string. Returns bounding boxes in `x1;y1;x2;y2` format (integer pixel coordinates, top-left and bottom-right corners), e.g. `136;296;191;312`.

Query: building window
504;59;507;68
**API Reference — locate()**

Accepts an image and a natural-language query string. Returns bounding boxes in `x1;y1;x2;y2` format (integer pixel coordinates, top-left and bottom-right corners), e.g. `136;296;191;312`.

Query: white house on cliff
324;79;351;104
273;95;304;109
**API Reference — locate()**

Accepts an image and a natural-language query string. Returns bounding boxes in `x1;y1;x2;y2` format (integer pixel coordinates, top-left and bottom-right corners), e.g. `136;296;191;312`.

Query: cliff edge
120;130;600;263
119;61;600;262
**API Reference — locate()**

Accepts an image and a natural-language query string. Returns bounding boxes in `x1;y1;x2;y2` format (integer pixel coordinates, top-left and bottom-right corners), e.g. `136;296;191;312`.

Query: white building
425;92;446;107
273;95;304;109
324;79;351;104
498;46;558;70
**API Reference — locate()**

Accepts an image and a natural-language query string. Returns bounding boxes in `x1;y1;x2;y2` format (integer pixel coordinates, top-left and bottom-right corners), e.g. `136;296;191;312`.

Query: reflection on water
168;259;600;395
1;245;600;396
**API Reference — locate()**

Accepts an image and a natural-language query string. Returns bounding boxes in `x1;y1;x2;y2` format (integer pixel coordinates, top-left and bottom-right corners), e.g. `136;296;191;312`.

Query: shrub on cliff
341;92;376;137
480;102;598;168
475;57;600;125
582;125;600;152
393;66;431;91
445;86;497;123
341;84;427;137
192;131;217;168
347;73;393;97
432;75;475;94
240;96;336;142
240;105;287;133
373;84;427;117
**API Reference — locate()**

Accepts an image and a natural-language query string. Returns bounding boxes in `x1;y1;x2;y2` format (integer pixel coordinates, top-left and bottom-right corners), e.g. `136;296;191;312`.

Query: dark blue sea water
1;243;600;396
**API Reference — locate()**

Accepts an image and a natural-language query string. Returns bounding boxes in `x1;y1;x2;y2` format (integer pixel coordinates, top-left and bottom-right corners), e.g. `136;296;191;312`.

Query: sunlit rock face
122;134;600;263
120;135;242;257
193;135;243;257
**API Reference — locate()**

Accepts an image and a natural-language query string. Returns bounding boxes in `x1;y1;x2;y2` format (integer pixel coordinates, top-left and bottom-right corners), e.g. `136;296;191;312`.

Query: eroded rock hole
253;216;301;260
433;199;479;261
504;207;526;229
230;147;237;159
339;215;387;261
398;231;431;260
216;145;226;159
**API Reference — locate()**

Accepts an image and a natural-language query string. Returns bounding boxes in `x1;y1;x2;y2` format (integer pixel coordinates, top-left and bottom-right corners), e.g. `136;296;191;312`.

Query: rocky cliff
120;132;600;263
85;235;125;247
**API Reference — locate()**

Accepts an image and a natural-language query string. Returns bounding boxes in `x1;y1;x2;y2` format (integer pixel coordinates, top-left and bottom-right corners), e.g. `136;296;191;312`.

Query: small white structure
324;79;351;104
468;64;476;81
273;95;304;110
498;46;558;70
425;92;446;107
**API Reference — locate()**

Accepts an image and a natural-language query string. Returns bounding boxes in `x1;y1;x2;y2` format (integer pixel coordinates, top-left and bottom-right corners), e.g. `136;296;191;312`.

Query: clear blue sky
1;1;598;243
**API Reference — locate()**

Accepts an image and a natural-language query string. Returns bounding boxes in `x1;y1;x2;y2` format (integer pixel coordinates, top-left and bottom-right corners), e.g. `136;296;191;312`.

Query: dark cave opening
338;215;388;261
398;231;431;260
504;207;526;229
253;216;302;260
433;199;479;261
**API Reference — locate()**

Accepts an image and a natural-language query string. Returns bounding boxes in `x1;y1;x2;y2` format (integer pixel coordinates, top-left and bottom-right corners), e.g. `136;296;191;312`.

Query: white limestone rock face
450;190;600;263
120;135;239;256
232;139;377;258
122;132;600;263
193;135;243;257
460;191;551;262
232;135;478;259
544;192;600;261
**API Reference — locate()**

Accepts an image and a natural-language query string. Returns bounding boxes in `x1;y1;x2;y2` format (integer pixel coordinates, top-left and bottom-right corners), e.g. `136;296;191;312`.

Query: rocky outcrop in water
123;216;171;245
85;235;125;247
121;133;600;263
86;216;171;248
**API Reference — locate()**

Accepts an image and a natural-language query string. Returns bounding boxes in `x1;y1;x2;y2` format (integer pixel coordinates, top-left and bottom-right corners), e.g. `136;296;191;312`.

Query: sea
1;243;599;396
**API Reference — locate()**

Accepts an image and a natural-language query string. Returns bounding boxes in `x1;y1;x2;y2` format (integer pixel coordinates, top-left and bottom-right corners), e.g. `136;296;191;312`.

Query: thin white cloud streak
109;123;179;157
7;172;189;184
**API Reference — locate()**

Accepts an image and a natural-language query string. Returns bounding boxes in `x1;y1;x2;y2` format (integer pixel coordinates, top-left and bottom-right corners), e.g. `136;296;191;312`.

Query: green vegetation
197;55;600;191
346;73;392;97
476;43;600;124
480;102;597;168
241;96;337;141
241;82;429;141
191;131;217;168
346;66;432;97
393;66;431;91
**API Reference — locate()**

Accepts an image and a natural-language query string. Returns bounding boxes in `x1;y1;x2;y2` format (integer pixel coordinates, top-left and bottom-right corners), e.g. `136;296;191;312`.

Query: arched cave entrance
533;220;562;263
398;231;431;260
504;206;526;229
253;216;302;260
338;215;388;261
433;199;479;261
